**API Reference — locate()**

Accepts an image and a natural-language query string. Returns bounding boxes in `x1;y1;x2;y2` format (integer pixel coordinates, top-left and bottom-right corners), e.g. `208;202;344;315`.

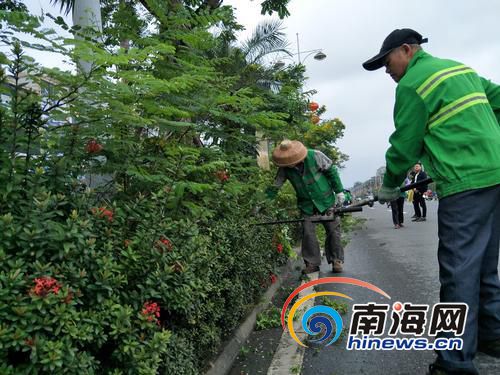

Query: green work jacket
384;50;500;198
285;150;343;215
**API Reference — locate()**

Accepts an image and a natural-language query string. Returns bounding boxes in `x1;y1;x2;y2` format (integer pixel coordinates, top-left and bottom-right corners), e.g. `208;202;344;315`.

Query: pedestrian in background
406;171;416;214
364;28;500;374
412;162;428;222
390;188;405;229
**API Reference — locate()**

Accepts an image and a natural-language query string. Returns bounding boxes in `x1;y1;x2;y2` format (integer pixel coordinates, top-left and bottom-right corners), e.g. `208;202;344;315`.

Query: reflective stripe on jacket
384;50;500;198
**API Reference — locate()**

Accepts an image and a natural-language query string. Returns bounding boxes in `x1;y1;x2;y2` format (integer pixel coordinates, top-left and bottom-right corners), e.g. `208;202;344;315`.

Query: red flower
215;170;229;182
156;236;173;252
85;139;103;154
124;239;131;248
276;244;284;253
91;207;114;222
24;338;35;347
270;274;278;284
30;277;61;297
142;301;160;325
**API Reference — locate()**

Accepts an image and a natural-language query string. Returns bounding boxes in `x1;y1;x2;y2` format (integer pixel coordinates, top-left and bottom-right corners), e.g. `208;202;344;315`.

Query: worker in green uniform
363;28;500;374
266;140;345;274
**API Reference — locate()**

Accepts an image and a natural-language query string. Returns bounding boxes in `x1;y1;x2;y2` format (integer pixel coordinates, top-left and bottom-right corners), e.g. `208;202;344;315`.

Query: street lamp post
274;32;327;68
295;32;327;64
258;34;327;170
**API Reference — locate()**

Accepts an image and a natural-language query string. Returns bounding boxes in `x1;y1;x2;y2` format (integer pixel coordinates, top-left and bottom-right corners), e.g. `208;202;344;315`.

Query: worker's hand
377;185;400;204
265;186;278;200
335;192;345;206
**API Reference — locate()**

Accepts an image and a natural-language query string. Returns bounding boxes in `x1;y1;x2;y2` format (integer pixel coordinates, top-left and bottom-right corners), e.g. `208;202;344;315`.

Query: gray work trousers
301;213;343;267
435;184;500;374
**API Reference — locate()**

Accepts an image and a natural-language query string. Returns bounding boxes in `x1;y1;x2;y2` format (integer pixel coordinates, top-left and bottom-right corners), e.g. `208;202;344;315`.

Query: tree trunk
72;0;103;74
256;130;270;170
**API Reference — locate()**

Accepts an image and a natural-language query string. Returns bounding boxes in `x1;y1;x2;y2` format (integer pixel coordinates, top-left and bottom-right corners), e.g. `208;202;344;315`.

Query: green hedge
0;157;291;374
0;7;345;373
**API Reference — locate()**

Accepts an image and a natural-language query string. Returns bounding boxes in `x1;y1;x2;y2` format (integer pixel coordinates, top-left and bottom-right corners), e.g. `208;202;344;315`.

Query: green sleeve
324;165;344;193
481;77;500;124
383;85;429;188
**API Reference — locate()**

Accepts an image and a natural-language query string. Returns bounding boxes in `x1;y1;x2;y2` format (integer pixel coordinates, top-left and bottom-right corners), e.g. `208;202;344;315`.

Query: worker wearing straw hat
267;140;345;274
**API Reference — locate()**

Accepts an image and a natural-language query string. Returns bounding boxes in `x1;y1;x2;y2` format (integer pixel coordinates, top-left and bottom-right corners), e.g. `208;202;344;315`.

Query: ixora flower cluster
30;277;61;297
215;170;229;182
155;236;173;251
29;277;74;303
85;139;103;154
91;207;114;222
142;301;161;325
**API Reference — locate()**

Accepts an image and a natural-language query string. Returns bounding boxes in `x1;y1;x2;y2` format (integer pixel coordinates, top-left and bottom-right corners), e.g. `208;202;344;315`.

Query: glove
265;186;278;200
335;192;345;206
377;185;400;204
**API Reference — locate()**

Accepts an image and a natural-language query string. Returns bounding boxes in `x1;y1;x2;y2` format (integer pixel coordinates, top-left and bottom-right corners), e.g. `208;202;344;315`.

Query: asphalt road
301;200;500;375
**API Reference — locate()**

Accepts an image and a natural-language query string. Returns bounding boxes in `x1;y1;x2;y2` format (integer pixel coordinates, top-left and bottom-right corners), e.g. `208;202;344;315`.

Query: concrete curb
205;257;299;375
267;270;319;375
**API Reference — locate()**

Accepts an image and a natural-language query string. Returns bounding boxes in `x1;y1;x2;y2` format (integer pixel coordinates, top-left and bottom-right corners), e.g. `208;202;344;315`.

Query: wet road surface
301;200;500;375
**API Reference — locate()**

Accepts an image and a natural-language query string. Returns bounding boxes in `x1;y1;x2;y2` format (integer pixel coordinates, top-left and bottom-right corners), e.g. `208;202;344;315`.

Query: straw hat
272;140;307;167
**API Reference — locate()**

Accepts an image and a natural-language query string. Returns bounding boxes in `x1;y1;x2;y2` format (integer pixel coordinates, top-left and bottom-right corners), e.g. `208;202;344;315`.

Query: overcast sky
19;0;500;187
225;0;500;187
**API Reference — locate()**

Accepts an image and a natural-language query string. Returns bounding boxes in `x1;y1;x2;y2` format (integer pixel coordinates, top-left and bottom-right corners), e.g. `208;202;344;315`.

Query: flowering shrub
156;236;174;252
142;301;161;325
215;170;230;183
85;139;103;154
30;276;61;297
91;207;114;222
0;4;343;373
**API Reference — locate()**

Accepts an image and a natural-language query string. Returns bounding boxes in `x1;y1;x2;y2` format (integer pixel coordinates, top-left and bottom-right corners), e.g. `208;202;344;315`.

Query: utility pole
73;0;102;74
296;33;301;64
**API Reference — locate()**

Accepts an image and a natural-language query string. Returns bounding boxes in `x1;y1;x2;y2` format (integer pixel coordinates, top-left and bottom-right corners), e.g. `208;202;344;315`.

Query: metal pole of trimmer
252;206;363;226
349;177;434;208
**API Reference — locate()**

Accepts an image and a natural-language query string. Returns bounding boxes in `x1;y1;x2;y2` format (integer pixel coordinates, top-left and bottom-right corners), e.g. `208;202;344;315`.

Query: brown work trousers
301;212;343;267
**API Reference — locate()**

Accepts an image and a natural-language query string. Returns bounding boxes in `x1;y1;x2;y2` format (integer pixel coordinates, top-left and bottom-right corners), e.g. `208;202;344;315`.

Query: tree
0;2;347;372
0;0;27;12
50;0;102;74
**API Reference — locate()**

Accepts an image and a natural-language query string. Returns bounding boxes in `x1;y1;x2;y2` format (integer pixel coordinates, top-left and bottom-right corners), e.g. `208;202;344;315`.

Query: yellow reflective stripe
417;65;474;99
417;65;465;95
428;93;488;130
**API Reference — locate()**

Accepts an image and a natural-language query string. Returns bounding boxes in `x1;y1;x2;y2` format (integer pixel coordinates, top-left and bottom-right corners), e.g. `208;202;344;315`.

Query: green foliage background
0;1;347;373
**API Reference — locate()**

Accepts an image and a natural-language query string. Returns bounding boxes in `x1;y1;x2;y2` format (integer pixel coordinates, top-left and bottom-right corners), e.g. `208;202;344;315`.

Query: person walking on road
266;140;345;274
406;171;416;215
412;162;428;222
363;28;500;375
390;189;405;229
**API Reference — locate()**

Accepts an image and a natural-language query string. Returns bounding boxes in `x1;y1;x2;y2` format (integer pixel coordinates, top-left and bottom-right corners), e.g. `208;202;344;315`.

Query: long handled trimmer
348;178;434;208
252;206;363;226
252;178;433;226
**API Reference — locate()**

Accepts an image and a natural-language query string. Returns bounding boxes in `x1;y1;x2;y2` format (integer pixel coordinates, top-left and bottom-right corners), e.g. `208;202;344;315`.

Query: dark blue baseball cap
363;28;428;71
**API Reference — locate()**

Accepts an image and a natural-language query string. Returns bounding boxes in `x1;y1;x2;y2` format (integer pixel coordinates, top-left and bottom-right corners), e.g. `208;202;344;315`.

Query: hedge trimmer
348;178;434;208
252;205;363;226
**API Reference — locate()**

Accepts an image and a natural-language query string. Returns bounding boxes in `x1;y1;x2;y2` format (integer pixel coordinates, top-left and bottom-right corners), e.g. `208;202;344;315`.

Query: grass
255;306;282;330
318;296;349;315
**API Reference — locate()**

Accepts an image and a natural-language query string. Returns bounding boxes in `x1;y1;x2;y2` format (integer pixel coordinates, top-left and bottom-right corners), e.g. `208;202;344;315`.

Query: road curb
205;256;300;375
267;270;319;375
